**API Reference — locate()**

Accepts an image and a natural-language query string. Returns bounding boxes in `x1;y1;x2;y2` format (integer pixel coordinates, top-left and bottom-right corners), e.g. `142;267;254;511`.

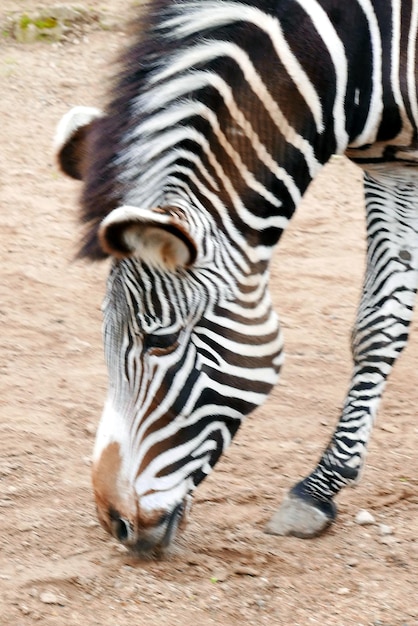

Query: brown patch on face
92;443;169;537
92;442;121;500
92;442;128;533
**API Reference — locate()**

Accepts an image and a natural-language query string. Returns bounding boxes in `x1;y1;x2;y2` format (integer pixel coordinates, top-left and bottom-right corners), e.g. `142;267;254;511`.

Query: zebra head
56;108;283;554
95;202;283;554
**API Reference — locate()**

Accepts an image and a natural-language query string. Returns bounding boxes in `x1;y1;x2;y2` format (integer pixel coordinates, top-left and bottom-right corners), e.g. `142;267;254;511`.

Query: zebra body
56;0;418;553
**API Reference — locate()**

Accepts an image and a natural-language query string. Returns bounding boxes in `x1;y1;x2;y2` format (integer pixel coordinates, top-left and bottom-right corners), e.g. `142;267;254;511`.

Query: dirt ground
1;2;418;625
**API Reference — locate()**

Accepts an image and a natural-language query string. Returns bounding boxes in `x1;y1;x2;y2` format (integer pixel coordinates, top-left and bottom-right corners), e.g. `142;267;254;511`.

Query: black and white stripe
57;0;418;548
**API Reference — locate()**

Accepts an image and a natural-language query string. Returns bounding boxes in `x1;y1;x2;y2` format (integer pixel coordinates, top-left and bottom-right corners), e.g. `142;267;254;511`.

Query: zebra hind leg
266;165;418;538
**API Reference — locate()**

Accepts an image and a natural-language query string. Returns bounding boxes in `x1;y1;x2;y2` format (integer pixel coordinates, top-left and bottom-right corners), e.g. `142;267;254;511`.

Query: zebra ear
54;106;102;180
98;206;198;269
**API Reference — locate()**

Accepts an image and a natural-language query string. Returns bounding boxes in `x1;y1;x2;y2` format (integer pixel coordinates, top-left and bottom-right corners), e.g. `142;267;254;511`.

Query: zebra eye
143;331;180;354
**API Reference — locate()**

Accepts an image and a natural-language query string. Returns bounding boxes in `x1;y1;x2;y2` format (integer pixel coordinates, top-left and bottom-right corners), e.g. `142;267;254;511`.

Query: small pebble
379;524;393;536
378;535;397;546
234;566;259;577
85;422;97;436
336;587;350;595
355;509;376;525
39;591;64;605
18;604;31;615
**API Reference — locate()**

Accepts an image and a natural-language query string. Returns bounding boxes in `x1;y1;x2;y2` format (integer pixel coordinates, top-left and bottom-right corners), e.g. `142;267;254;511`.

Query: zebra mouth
104;494;193;558
160;501;187;549
128;497;191;557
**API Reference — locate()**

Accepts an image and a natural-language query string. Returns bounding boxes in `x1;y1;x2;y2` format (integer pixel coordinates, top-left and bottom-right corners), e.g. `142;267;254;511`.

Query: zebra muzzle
104;498;191;556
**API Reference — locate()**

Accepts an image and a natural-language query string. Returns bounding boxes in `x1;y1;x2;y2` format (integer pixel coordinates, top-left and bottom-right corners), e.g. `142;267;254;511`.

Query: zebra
55;0;418;555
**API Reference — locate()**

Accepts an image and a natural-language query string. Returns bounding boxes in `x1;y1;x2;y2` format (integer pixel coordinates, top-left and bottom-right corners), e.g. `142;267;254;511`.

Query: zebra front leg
266;166;418;538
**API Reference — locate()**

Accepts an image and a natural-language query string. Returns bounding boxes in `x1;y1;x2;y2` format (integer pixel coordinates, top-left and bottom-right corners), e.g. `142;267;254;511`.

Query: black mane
79;0;183;259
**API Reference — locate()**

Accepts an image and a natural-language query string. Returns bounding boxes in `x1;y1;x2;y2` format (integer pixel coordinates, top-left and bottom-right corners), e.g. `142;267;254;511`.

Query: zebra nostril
112;516;131;543
108;508;132;543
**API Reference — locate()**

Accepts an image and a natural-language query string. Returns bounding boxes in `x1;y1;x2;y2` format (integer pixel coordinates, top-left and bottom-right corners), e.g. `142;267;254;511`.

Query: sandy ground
1;2;418;625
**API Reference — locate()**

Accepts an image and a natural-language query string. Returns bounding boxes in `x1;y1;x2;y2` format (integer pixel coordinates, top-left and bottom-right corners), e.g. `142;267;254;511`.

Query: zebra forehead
106;258;209;330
